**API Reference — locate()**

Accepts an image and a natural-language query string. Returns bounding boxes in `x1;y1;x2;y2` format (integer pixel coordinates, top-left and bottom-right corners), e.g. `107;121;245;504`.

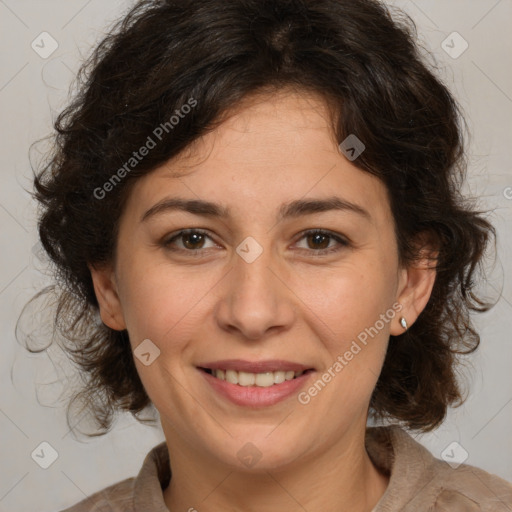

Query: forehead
123;91;392;226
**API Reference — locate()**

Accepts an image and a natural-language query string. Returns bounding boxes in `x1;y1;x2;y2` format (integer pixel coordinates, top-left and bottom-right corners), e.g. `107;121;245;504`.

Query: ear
391;233;438;336
88;263;126;331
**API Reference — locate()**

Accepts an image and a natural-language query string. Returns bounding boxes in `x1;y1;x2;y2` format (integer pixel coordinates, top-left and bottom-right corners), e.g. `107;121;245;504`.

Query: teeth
238;371;255;386
213;368;306;386
225;369;238;384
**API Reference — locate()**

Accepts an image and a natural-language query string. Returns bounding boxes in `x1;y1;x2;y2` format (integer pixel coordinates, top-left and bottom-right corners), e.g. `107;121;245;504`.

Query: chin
209;428;309;472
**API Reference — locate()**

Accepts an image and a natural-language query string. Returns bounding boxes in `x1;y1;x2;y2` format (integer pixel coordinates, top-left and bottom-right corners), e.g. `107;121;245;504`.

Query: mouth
197;360;316;407
198;367;314;387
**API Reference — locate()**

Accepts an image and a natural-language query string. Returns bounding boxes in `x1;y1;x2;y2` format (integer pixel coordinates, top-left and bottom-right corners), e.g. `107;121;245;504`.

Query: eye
162;228;349;257
294;229;349;255
162;229;218;254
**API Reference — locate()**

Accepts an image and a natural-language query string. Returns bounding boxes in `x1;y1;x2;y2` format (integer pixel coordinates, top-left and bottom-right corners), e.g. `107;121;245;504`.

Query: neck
162;425;389;512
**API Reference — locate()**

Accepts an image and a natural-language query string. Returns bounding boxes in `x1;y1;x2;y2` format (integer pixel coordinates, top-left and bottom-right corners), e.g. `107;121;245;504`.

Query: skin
90;89;436;512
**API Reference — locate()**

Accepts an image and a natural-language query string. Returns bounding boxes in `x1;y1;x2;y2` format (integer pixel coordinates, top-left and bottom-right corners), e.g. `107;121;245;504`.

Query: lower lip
199;369;314;408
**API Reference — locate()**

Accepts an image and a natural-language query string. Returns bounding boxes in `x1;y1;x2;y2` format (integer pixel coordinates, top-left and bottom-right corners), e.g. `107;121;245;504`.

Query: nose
214;245;296;341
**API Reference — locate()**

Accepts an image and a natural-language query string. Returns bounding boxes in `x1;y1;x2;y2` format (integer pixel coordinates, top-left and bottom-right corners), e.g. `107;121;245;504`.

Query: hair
24;0;496;435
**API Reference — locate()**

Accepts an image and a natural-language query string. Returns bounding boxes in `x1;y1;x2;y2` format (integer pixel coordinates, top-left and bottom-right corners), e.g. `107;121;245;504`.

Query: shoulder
367;425;512;512
57;441;170;512
431;459;512;511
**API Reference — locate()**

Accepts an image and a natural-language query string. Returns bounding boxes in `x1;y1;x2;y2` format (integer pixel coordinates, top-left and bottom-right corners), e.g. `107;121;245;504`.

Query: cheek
116;255;218;353
115;257;213;412
296;260;397;339
293;258;396;402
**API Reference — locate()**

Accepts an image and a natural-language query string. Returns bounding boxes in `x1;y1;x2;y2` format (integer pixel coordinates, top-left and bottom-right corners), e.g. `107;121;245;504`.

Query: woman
29;0;512;510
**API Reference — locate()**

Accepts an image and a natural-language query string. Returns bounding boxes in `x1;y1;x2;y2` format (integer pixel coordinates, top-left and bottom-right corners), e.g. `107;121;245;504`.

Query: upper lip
197;359;314;373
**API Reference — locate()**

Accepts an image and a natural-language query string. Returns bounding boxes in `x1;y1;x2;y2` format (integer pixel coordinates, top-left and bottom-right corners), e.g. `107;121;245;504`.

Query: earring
399;317;408;331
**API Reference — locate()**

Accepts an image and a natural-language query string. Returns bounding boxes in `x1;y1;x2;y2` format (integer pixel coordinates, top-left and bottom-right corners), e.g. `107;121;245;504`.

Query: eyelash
161;228;350;257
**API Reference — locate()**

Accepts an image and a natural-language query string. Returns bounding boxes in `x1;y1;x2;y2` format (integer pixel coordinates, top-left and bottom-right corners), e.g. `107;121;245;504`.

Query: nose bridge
216;236;295;339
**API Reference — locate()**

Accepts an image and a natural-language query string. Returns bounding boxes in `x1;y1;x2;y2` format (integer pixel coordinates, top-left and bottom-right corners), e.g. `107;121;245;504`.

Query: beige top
60;425;512;511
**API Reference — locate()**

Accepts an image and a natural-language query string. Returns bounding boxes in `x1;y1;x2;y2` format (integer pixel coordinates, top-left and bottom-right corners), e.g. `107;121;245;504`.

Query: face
91;90;434;471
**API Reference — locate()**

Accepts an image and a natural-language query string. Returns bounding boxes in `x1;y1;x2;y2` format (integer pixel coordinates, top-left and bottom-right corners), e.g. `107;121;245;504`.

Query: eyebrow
141;196;371;223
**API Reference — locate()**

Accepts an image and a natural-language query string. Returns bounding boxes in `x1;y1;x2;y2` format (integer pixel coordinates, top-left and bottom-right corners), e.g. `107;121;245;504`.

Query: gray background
1;1;511;510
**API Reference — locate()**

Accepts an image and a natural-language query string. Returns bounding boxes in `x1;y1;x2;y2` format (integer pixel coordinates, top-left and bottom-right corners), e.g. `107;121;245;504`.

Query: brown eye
181;232;206;250
163;229;216;253
295;229;349;255
306;232;331;250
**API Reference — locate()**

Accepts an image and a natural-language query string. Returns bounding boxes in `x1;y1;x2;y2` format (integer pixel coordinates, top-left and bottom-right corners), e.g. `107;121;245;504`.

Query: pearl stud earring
399;317;408;330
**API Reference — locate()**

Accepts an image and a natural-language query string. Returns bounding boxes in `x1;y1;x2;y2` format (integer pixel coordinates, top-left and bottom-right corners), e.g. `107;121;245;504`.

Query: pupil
184;233;203;249
309;233;328;249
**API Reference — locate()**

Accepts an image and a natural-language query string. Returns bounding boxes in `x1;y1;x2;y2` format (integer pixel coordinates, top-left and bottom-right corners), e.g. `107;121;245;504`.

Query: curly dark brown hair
24;0;495;435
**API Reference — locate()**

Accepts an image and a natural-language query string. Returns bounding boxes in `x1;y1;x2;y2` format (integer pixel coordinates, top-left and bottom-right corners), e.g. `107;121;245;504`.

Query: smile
197;361;316;407
199;368;309;387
